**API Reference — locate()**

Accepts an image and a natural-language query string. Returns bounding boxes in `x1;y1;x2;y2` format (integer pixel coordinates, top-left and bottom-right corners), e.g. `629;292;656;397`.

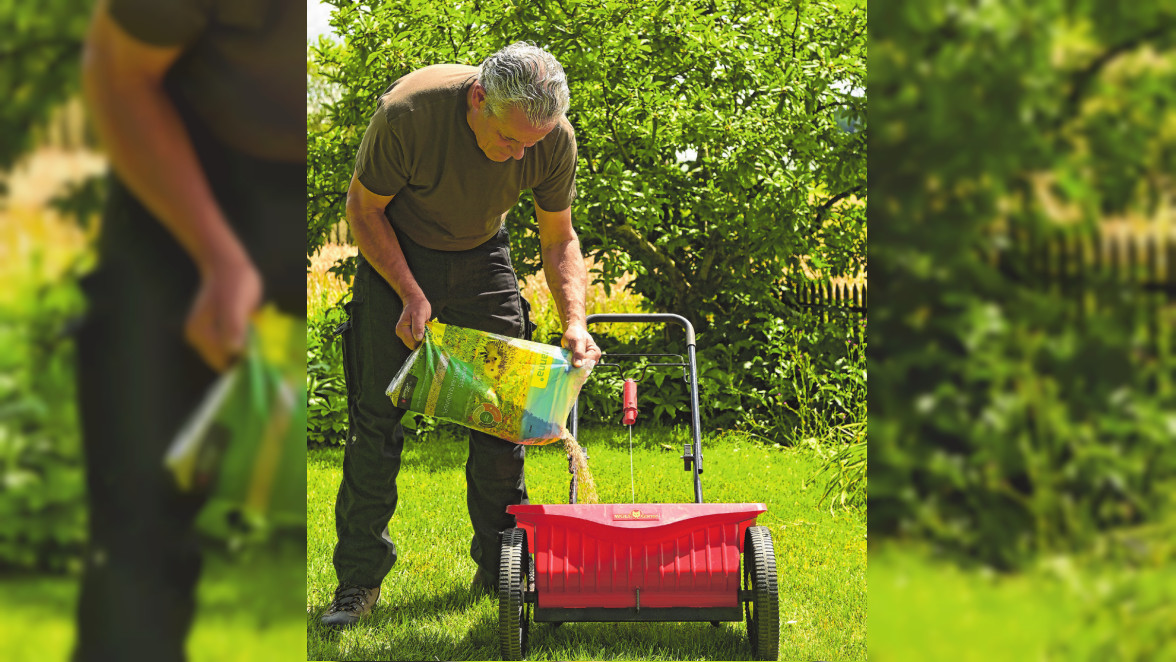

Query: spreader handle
585;313;695;347
580;312;705;504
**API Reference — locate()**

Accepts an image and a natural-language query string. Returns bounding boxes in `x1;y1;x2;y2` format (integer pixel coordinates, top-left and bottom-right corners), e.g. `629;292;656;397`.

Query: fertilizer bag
164;331;306;537
385;321;591;445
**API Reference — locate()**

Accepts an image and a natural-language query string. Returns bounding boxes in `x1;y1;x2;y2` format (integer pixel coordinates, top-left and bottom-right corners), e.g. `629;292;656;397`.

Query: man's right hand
185;255;263;372
345;173;432;350
396;294;432;349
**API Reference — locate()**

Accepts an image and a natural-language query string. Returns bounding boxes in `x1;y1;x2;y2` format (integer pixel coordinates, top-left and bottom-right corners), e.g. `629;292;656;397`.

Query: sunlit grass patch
869;525;1176;662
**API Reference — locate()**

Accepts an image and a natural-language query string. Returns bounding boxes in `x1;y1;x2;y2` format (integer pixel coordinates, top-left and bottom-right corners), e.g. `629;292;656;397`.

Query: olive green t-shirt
355;64;578;251
109;0;304;163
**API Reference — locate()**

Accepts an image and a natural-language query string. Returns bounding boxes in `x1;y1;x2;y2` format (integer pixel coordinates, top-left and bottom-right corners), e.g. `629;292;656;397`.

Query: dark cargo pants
73;114;304;662
332;227;530;589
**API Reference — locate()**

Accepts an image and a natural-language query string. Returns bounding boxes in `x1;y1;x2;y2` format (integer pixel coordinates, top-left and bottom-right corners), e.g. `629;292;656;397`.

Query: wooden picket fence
990;227;1175;365
790;278;868;323
776;227;1173;339
328;219;353;246
1005;228;1174;294
30;97;94;151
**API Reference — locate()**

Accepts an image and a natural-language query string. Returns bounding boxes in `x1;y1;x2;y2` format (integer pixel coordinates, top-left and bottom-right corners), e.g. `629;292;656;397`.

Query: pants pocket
337;299;361;407
520;295;537;341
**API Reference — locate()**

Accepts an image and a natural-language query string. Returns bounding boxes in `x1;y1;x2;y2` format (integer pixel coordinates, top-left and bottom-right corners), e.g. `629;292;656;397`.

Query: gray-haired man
321;43;602;627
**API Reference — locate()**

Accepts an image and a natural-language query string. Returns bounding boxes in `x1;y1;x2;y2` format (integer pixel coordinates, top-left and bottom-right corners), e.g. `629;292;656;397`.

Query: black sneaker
320;583;380;628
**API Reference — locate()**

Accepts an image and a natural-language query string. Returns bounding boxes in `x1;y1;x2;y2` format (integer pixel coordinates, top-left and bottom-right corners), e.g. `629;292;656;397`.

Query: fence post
824;281;832;325
862;280;868;317
1145;235;1159;365
837;281;846;325
1127;237;1140;355
1165;233;1175;397
1058;231;1071;320
1071;232;1085;324
1090;229;1102;314
1109;232;1123;298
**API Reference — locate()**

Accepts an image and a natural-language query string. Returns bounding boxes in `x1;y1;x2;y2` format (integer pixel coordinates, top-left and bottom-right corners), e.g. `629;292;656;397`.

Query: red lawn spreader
498;314;778;660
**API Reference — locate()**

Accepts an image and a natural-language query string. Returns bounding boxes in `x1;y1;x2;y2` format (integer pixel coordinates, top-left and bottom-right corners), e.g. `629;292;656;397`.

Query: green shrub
306;298;445;447
572;309;867;447
306;301;349;447
306;300;868;458
0;276;88;572
869;2;1176;567
810;422;866;513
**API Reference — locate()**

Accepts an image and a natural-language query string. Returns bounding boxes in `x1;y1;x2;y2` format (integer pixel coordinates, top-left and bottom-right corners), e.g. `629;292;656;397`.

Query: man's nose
511;145;525;160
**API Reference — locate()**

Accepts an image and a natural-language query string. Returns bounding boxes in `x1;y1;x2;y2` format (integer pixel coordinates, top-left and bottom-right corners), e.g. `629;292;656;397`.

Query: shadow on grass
383;611;754;661
310;580;757;661
525;619;753;661
309;583;474;636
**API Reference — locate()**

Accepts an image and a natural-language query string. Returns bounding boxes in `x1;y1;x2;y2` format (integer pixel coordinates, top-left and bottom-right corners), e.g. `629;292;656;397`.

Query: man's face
468;84;555;162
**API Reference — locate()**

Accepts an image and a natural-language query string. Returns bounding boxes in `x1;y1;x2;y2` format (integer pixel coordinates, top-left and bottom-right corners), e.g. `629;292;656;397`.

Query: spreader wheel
743;526;779;661
499;528;530;660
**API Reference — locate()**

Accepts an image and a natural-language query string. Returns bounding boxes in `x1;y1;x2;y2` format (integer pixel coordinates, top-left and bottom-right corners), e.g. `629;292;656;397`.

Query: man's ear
470;81;486;108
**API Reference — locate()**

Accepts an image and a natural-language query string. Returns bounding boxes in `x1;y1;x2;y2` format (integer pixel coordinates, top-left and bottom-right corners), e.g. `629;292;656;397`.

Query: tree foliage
0;2;93;572
307;0;866;334
870;2;1176;567
308;0;867;444
0;2;90;179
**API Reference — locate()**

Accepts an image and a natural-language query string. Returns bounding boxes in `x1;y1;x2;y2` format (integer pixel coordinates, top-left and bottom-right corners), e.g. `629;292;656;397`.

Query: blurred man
78;0;302;658
322;42;601;627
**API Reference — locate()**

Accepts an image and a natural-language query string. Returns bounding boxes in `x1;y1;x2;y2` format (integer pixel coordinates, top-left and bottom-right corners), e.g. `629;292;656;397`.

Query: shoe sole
320;613;368;629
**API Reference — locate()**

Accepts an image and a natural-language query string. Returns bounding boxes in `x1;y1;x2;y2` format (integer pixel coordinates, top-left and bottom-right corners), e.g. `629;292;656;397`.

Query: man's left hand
562;323;601;370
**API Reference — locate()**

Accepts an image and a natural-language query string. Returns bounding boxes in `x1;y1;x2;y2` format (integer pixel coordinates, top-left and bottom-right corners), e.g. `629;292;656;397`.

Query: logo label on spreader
613;509;660;521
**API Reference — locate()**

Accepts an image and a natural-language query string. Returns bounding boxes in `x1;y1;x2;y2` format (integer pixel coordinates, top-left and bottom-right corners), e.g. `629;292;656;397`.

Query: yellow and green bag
164;329;306;537
385;321;591;445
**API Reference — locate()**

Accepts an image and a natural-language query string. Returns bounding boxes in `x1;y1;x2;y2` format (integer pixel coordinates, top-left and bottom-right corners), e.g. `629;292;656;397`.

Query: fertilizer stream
561;433;598;504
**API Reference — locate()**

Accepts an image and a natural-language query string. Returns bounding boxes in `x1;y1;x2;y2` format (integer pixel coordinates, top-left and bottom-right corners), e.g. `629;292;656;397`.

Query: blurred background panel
0;1;305;659
869;1;1175;660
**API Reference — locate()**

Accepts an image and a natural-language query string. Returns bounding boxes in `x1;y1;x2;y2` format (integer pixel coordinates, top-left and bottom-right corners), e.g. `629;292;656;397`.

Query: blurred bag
385;321;591;445
164;330;306;537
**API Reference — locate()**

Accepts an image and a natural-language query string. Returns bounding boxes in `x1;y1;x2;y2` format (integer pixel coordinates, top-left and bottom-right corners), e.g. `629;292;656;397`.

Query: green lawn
308;426;866;661
869;534;1176;661
0;539;306;661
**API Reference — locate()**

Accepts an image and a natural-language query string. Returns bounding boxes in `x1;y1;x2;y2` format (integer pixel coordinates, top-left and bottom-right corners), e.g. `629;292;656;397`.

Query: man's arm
346;173;431;348
535;202;601;368
81;0;261;372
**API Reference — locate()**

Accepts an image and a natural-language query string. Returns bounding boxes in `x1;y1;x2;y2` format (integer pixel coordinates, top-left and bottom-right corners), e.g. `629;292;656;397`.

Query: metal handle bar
572;313;705;504
585;313;696;347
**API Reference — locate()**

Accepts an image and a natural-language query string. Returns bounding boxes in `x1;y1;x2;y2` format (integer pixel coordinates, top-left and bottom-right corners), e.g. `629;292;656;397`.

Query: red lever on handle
621;379;638;425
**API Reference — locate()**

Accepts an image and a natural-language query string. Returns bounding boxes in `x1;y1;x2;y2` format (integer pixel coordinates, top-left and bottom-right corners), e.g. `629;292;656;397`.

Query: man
79;0;303;659
322;42;601;627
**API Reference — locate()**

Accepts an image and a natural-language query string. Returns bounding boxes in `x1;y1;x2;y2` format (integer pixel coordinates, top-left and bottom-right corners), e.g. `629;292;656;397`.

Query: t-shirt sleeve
532;123;578;212
108;0;210;47
354;105;409;197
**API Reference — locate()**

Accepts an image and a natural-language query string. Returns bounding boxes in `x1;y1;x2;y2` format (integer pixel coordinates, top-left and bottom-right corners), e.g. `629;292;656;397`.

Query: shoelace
329;585;370;613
